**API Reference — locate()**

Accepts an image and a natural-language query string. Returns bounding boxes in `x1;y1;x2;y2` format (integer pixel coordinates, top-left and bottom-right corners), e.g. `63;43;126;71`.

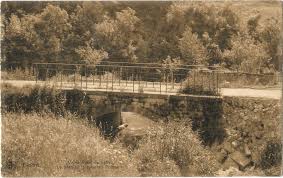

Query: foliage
2;1;282;72
260;140;282;170
179;27;207;65
162;56;181;71
134;121;220;176
95;7;140;62
247;14;261;40
222;35;270;73
259;18;281;70
75;41;108;65
180;71;220;96
1;85;95;119
1;67;35;80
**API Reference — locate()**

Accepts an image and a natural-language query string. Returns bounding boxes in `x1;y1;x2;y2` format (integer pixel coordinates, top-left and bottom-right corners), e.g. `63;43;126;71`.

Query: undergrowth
133;121;220;176
1;112;138;177
1;68;35;80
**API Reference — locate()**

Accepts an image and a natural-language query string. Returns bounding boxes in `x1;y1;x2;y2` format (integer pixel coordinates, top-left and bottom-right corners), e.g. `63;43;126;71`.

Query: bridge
6;62;221;137
31;62;220;96
2;62;281;139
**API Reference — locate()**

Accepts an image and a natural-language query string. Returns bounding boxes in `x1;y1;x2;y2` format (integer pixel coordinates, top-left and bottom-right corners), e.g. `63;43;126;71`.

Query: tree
95;7;140;62
75;41;108;65
3;13;41;67
259;18;281;70
214;4;240;50
34;4;71;63
247;14;261;41
179;28;207;65
222;35;269;73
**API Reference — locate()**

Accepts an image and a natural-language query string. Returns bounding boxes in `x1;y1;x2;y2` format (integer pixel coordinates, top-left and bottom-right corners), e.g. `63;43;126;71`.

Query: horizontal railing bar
32;62;218;69
34;64;221;72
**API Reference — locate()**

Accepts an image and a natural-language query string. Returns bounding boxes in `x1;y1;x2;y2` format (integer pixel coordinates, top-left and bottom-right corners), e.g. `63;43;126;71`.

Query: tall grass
2;112;221;176
2;112;139;177
133;121;220;176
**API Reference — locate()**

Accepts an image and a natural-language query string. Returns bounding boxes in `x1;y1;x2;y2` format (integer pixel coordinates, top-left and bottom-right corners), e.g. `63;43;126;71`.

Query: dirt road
221;88;281;99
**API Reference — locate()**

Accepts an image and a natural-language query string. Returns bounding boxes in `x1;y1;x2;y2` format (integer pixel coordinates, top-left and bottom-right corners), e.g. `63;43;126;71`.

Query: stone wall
217;96;281;172
111;93;281;173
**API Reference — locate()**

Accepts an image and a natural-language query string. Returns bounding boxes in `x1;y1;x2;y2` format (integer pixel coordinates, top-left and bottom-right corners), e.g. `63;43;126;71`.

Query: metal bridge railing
31;62;220;95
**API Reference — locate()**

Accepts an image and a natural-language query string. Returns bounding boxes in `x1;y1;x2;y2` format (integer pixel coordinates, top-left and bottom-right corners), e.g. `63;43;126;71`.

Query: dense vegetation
2;84;281;176
1;84;219;176
1;1;282;73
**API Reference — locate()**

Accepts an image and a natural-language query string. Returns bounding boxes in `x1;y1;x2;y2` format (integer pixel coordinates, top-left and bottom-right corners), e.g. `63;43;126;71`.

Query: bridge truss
32;62;221;95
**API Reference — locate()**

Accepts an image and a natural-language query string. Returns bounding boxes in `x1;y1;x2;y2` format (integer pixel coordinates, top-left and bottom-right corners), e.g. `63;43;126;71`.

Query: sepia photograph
1;0;282;177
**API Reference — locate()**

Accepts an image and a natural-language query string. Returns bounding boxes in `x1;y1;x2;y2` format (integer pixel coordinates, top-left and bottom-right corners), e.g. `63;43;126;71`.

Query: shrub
1;85;95;119
260;140;282;170
179;70;220;96
1;112;139;176
133;121;220;176
1;67;35;80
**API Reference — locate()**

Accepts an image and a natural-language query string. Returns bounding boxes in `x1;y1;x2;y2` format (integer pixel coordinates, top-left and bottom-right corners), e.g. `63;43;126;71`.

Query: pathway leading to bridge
1;79;281;99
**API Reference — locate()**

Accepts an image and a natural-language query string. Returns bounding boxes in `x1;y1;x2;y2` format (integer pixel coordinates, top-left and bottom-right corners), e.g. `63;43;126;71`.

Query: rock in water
230;151;251;170
223;142;234;153
244;144;251;156
216;149;228;163
223;157;239;170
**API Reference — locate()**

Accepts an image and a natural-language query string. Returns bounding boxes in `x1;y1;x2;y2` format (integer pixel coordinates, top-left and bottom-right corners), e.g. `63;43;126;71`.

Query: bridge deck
1;80;281;99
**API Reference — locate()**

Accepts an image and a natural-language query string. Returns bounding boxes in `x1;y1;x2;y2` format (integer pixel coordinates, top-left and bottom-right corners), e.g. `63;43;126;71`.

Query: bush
179;70;220;96
260;140;282;170
133;121;220;176
1;112;139;176
1;67;35;80
2;85;66;115
1;85;95;119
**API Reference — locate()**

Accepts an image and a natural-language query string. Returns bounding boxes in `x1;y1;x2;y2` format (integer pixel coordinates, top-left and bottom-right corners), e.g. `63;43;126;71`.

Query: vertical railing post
172;70;174;89
85;64;87;90
54;65;57;87
119;67;122;86
126;68;128;86
201;72;204;91
46;64;49;83
74;68;76;87
111;66;114;90
106;66;109;90
165;70;168;93
95;68;97;85
180;74;183;90
160;77;162;94
193;70;196;91
80;67;83;89
216;71;219;94
60;67;63;89
132;69;135;92
138;68;141;91
99;66;102;87
35;64;38;83
208;72;211;91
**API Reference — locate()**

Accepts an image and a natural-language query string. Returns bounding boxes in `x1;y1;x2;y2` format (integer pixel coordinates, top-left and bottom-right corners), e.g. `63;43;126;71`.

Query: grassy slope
1;112;139;177
2;111;221;176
